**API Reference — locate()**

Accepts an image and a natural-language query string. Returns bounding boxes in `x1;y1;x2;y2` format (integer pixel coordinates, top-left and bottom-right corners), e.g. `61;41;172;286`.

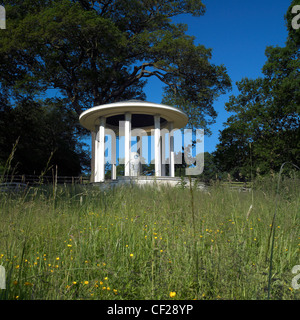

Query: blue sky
143;0;292;153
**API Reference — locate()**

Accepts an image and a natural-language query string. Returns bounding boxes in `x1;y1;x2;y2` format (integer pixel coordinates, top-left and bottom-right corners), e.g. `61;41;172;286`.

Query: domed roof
79;100;188;132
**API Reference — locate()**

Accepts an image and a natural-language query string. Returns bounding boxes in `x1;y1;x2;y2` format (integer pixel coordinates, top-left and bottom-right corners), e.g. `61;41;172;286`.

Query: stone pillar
154;115;161;177
94;126;99;182
98;117;106;182
124;112;131;176
161;135;166;176
111;130;117;180
169;121;175;177
91;131;96;183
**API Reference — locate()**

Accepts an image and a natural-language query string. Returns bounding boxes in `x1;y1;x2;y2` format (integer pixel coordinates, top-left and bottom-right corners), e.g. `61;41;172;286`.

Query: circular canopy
79;100;188;132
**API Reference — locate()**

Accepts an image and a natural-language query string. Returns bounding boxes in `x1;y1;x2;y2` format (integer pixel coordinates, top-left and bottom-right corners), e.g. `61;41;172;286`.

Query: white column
91;131;96;183
154;115;161;177
94;125;99;182
111;165;117;180
169;121;175;177
161;135;166;176
111;130;117;180
124;112;131;176
97;117;106;182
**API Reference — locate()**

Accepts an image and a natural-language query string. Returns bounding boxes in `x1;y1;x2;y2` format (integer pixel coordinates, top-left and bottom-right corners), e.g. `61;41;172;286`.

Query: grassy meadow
0;177;299;300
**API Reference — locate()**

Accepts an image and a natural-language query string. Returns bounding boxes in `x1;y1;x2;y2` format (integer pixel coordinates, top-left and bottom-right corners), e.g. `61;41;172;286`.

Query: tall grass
0;176;299;300
266;162;300;299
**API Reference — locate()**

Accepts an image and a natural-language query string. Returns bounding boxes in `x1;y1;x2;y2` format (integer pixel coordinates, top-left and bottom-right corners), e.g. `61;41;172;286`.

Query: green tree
1;0;231;128
214;3;300;179
0;97;89;175
197;152;220;182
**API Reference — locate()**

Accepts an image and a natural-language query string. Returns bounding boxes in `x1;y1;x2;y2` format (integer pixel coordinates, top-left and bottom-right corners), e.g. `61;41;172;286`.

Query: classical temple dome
79;100;188;183
79;100;188;133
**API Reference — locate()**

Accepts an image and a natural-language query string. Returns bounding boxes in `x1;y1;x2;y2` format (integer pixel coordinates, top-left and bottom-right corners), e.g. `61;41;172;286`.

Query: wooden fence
1;174;90;186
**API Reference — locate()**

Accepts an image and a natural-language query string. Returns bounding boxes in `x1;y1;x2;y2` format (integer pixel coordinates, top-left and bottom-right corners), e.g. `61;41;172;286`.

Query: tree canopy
0;97;89;176
214;1;300;179
1;0;231;126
